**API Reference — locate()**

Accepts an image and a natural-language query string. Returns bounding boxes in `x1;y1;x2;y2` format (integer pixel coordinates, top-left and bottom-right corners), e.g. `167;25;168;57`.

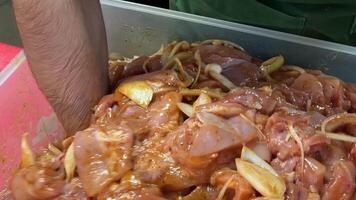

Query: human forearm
12;0;109;134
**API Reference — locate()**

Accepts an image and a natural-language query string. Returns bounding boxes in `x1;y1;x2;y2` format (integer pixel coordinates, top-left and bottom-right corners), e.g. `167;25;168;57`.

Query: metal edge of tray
101;0;356;55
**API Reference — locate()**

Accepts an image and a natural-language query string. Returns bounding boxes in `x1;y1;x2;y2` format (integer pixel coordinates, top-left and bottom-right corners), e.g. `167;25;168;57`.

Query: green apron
170;0;356;46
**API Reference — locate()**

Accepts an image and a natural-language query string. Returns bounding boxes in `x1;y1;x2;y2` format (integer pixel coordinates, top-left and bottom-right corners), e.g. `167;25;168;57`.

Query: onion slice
284;65;305;74
197;112;236;134
205;63;237;90
287;122;305;176
193;93;212;109
64;142;76;182
179;88;224;99
177;102;194;117
260;55;284;74
20;133;35;168
192;50;203;87
168;41;189;59
216;176;234;200
316;130;356;143
321;113;356;134
204;63;222;75
48;143;62;156
241;146;278;176
116;80;153;108
236;159;286;198
174;57;194;87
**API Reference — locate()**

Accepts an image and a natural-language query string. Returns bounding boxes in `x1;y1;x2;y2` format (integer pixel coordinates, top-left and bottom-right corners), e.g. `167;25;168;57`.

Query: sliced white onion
321;113;356;134
247;141;272;162
209;71;237;90
204;63;222;75
20;133;35;168
236;159;286;198
284;65;306;74
204;63;237;90
241;146;278;176
260;55;284;74
197;112;236;134
64;142;76;181
216;176;234;200
316;130;356;143
193;93;212;109
177;102;194;117
48;143;62;156
287;122;305;175
116;80;153;108
179;88;224;99
168;41;189;59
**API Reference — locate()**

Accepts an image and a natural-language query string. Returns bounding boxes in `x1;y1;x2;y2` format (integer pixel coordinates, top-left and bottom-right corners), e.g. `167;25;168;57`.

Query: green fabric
170;0;356;46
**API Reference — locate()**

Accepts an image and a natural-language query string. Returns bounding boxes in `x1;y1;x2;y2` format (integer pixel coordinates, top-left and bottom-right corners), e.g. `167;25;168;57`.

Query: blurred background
2;0;356;47
0;0;168;47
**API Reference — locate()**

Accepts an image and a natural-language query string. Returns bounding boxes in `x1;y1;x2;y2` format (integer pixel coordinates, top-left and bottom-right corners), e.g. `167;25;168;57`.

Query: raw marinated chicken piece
295;157;326;192
134;136;211;191
265;110;329;160
346;83;356;110
73;124;134;196
284;183;309;200
98;182;165;200
112;55;163;80
54;178;87;200
224;87;278;114
322;160;356;200
291;73;325;105
147;91;182;136
94;94;116;119
319;76;351;114
197;44;261;86
271;157;300;177
10;159;65;200
179;186;217;200
122;56;150;79
166;111;251;162
210;169;255;200
198;44;252;63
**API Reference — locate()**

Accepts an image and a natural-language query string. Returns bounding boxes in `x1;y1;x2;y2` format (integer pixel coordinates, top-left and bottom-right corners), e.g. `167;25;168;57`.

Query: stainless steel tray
101;0;356;82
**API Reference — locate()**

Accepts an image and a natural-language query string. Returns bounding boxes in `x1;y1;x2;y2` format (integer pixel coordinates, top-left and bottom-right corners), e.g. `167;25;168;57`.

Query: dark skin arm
12;0;108;134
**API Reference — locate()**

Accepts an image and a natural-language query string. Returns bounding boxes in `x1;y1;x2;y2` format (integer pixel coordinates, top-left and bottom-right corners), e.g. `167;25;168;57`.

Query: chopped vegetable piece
20;133;35;168
64;143;76;181
260;55;284;74
116;80;153;108
321;113;356;134
241;146;278;176
236;159;286;198
177;102;194;117
193;93;212;109
287;122;305;177
179;88;224;99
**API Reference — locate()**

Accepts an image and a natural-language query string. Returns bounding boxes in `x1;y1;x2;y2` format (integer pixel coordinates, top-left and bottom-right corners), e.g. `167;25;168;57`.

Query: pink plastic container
0;43;64;196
